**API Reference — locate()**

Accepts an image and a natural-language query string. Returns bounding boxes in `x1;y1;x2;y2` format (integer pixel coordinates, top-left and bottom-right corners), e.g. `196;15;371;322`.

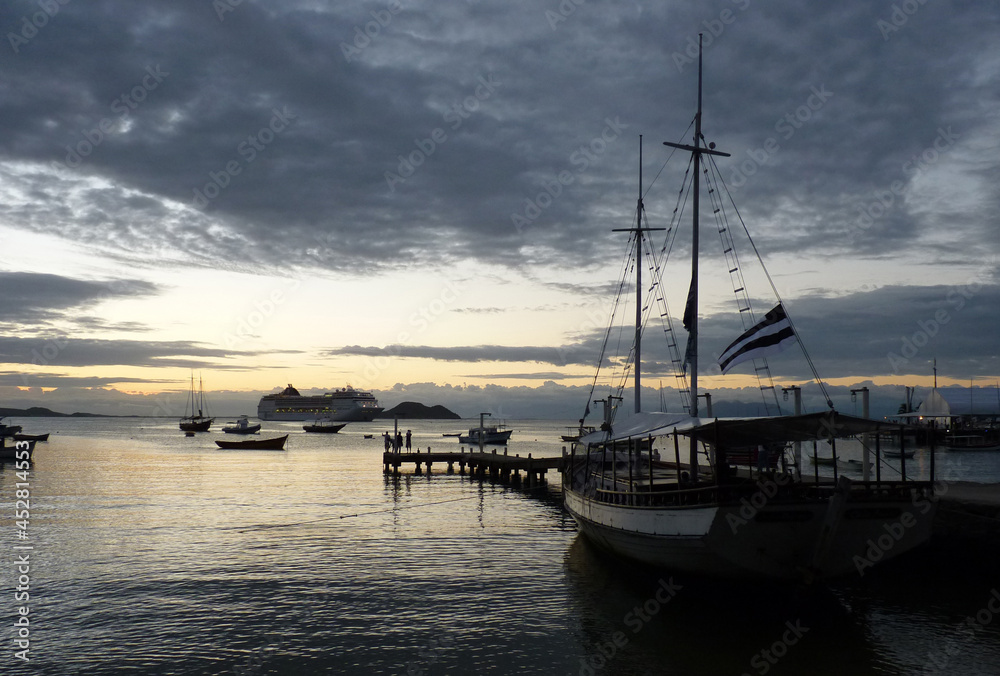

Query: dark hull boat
303;417;347;433
179;373;214;432
14;433;49;442
180;419;212;432
0;439;35;462
0;422;23;438
216;435;288;450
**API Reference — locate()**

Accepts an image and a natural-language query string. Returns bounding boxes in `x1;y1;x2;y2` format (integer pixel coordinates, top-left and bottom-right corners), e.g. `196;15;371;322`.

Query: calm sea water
2;416;1000;675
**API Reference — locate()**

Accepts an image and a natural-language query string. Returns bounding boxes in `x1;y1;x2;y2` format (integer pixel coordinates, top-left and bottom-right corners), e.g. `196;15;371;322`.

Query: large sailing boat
562;37;937;581
179;373;214;432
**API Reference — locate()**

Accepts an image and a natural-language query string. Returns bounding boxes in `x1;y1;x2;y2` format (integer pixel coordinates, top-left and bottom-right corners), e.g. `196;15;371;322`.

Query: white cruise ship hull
257;384;383;422
563;487;935;580
257;406;382;422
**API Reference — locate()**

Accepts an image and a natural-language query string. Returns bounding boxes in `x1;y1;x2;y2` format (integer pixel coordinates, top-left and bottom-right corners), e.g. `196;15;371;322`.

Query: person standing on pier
383;432;391;452
405;430;412;451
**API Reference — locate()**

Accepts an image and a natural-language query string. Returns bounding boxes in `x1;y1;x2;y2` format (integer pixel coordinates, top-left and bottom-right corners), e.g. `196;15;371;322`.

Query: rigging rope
706;152;835;409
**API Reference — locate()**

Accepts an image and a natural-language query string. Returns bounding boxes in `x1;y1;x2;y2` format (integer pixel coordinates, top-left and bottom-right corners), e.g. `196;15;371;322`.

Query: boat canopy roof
917;387;1000;418
582;410;893;447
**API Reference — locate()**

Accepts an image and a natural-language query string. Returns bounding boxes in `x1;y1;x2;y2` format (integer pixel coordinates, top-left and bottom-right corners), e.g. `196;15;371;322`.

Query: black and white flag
717;304;796;374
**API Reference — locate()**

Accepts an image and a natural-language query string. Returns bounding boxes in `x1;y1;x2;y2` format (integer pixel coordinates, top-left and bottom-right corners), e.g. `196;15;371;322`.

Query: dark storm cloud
0;271;157;325
0;1;994;273
0;335;268;368
328;343;596;366
0;371;173;388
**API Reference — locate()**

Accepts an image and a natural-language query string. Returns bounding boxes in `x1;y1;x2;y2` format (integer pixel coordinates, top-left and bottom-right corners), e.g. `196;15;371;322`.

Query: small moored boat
457;424;512;445
303;418;347;433
13;433;49;442
222;416;262;434
0;419;23;438
944;434;1000;452
216;435;288;450
0;439;35;462
810;456;873;471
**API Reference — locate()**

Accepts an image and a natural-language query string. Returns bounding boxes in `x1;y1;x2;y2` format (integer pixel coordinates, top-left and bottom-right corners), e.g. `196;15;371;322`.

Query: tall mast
690;37;703;417
635;136;644;413
663;34;730;418
613;136;664;415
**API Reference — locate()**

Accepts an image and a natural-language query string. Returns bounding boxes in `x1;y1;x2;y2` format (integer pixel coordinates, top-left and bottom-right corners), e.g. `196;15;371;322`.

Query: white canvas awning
917;387;1000;418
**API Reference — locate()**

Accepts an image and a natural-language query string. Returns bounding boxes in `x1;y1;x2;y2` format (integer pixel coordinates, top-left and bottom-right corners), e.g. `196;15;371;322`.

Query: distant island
0;406;102;418
378;402;461;420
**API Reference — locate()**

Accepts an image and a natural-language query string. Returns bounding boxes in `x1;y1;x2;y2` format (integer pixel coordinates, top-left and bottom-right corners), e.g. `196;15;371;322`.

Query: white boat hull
564;486;935;580
258;407;382;422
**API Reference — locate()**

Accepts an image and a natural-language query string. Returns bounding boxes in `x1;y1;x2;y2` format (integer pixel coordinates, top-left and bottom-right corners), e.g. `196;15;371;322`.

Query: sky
0;0;997;422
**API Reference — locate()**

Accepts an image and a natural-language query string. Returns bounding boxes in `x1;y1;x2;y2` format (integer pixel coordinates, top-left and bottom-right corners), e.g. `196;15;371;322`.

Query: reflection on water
0;417;998;675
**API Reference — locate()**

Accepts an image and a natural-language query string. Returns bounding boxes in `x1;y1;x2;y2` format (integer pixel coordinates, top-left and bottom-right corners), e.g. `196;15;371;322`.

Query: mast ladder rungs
729;267;738;273
739;307;751;312
723;248;732;254
734;287;744;293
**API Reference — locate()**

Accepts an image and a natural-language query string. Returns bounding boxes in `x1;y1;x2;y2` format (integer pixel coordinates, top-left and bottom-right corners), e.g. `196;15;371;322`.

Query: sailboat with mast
562;36;937;581
179;373;214;432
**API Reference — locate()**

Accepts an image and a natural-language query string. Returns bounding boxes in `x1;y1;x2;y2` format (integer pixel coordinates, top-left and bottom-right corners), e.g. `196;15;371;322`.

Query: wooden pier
382;447;564;487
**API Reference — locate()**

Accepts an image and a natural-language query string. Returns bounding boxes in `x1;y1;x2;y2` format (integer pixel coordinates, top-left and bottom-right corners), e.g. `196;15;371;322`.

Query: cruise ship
256;385;384;421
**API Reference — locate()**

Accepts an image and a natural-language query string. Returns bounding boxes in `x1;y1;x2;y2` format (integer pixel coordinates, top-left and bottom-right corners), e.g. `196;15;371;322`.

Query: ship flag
718;303;796;374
